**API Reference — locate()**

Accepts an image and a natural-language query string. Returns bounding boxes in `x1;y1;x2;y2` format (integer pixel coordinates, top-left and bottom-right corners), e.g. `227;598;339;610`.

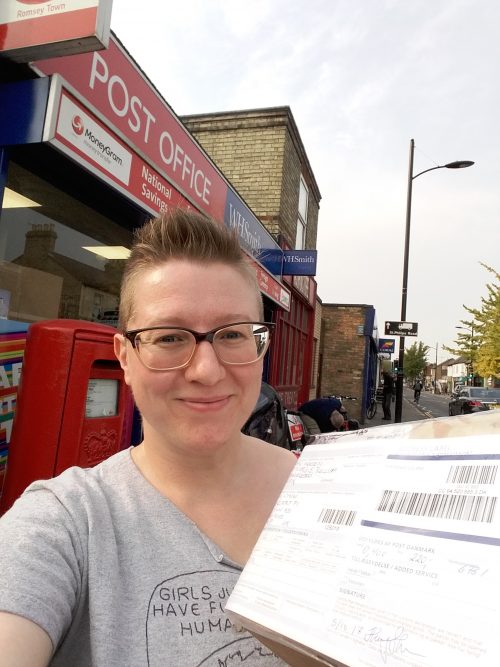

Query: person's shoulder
243;434;297;469
8;449;134;518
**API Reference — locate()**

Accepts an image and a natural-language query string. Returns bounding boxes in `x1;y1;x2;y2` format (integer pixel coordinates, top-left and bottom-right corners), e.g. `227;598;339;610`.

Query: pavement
362;394;428;428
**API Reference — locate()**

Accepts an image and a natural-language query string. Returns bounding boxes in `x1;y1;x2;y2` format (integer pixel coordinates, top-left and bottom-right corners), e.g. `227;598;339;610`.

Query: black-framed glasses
123;321;273;371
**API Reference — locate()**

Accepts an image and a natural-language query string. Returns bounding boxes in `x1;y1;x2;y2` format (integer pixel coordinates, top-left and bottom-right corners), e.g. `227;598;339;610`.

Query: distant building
319;303;379;423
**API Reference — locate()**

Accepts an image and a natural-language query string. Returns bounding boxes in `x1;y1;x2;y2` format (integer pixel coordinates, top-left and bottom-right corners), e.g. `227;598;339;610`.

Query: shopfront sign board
31;36;279;256
43;78;191;214
282;249;317;276
41;76;292;312
0;0;113;63
378;338;395;354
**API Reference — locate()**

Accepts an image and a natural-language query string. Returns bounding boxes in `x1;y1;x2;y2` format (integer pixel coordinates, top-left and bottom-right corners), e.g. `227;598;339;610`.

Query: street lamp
394;140;474;422
427;342;439;394
456;324;475;386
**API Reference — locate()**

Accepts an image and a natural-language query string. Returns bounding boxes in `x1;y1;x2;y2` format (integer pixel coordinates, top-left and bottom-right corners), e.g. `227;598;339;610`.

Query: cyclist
413;378;423;404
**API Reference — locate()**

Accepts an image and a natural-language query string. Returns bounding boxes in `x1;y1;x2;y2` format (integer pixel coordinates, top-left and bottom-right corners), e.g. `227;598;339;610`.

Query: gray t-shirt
0;449;287;666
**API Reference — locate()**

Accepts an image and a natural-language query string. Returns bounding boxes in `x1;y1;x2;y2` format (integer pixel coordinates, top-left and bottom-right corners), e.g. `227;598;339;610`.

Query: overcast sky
110;0;499;363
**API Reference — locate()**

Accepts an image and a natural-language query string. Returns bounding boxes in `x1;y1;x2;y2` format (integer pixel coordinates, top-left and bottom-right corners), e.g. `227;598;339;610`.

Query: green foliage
471;264;500;378
445;263;500;380
403;341;429;381
443;319;476;362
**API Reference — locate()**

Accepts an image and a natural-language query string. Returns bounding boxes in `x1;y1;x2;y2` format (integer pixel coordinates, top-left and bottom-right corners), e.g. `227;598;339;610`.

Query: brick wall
320;304;370;420
181;108;320;247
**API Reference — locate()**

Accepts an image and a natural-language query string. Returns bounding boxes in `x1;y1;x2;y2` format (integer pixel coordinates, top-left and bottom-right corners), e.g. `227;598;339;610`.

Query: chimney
23;223;57;262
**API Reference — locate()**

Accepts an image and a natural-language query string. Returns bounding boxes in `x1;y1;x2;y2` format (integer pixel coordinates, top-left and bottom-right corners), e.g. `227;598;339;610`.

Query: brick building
182;107;321;408
320;303;379;423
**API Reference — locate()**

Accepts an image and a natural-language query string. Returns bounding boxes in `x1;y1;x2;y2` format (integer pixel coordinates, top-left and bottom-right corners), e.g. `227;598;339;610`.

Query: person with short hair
0;209;296;666
381;370;395;420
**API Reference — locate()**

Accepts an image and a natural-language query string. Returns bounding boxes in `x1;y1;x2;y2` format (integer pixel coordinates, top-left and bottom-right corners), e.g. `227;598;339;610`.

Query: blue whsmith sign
282;250;317;276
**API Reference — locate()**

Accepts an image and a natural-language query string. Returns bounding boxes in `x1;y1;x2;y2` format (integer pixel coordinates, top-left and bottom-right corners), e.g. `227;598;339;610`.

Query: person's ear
114;333;132;386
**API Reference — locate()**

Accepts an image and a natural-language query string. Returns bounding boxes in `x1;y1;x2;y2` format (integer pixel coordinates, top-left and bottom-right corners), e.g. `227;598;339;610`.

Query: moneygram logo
72;115;84;136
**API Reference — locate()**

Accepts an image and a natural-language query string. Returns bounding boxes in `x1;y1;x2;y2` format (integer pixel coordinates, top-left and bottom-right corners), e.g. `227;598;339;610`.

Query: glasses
124;321;273;371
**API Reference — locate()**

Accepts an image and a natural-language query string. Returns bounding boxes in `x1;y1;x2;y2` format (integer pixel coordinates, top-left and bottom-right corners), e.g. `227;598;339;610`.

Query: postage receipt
226;435;500;667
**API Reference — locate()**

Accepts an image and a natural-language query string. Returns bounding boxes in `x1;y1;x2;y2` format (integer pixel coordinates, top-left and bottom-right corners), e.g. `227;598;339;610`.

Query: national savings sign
33;36;229;222
0;0;112;62
47;82;191;214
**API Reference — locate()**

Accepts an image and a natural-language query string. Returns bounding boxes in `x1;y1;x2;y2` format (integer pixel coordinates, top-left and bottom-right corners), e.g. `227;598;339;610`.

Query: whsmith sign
257;249;318;277
283;250;317;276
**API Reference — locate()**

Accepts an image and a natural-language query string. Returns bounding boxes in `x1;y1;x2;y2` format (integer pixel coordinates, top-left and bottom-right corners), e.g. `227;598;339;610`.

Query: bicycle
366;388;377;420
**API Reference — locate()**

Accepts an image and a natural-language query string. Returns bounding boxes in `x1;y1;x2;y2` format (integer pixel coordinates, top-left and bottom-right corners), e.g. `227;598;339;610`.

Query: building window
0;162;132;325
295;176;308;250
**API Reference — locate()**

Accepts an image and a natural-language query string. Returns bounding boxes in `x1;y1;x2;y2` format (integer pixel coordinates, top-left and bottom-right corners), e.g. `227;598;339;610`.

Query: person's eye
220;329;243;340
152;331;189;346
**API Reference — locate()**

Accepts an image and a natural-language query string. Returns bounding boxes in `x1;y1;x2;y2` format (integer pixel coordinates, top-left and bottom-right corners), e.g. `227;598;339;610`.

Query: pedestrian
381;370;395;420
413;378;423;403
299;396;344;432
0;209;296;666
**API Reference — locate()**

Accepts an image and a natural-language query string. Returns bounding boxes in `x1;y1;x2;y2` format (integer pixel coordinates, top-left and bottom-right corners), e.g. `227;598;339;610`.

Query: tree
444;263;499;381
466;264;500;379
443;318;477;370
404;341;429;381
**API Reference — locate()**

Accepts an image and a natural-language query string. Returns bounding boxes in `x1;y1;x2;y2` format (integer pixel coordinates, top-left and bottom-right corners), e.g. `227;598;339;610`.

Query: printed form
226;435;500;667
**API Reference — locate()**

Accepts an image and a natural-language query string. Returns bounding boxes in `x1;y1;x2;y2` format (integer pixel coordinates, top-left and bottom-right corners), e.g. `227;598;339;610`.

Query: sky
110;0;500;365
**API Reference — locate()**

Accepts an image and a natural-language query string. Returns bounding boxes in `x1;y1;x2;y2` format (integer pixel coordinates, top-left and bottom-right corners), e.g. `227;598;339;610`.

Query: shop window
276;298;309;389
0;162;133;325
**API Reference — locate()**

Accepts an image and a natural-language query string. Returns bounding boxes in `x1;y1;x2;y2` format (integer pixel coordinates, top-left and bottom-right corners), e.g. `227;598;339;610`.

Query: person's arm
0;612;53;667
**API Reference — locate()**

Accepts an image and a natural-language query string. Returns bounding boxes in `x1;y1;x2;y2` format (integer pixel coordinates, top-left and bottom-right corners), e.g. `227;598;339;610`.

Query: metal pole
470;326;474;386
434;341;438;393
395;139;415;423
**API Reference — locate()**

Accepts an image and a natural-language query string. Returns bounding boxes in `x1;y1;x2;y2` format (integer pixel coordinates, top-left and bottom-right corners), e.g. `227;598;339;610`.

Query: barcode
318;508;356;526
378;490;497;523
446;465;497;485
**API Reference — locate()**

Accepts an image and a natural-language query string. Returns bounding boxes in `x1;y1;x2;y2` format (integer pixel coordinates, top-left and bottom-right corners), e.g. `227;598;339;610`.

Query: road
406;388;450;419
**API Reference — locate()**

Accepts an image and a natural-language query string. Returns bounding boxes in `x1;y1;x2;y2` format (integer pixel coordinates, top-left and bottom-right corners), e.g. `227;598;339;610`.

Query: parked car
448;387;500;415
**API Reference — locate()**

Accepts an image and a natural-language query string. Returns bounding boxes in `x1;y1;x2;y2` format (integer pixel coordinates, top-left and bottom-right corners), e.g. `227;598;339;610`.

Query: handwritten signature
363;626;425;664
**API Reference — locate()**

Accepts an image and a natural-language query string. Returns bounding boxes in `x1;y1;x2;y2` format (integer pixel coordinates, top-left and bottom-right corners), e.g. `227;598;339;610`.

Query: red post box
0;320;134;514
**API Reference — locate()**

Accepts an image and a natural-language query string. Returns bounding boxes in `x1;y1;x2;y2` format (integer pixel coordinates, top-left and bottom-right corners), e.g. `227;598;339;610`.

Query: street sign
385;321;418;336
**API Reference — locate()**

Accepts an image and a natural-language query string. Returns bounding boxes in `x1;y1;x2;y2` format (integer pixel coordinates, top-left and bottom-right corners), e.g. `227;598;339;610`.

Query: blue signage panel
256;248;283;276
282;250;317;276
378;338;395;354
0;78;50;145
224;189;280;257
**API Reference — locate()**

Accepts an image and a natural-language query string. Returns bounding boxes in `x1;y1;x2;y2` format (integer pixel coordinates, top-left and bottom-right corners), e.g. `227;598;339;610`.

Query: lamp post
427;342;439;393
394;140;474;422
456;324;475;386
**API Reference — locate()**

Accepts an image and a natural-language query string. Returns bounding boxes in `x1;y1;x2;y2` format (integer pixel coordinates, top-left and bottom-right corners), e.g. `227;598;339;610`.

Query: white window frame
296;176;308;250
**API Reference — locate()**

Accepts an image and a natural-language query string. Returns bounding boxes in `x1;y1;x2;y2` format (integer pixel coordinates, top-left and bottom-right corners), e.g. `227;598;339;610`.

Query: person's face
114;259;264;457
